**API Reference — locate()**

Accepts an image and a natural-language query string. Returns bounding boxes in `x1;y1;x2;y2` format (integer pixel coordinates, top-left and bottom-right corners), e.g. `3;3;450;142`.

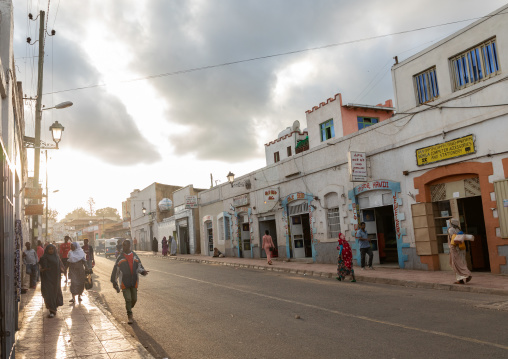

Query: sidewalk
137;251;508;296
15;278;153;359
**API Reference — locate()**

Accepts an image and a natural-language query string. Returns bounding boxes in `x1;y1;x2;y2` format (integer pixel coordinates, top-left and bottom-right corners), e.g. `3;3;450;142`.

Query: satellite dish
292;120;300;132
158;198;173;212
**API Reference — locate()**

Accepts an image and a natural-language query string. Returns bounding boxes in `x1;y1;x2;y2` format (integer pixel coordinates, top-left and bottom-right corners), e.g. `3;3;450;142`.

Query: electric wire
42;10;508;96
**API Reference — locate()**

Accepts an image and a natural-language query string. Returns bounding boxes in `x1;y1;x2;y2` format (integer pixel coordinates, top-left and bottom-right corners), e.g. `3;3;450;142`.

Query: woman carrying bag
447;218;472;285
67;242;91;303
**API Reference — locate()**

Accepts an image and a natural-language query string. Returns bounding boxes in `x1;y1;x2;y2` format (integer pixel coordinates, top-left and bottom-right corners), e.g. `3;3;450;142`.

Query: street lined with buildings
4;1;508;358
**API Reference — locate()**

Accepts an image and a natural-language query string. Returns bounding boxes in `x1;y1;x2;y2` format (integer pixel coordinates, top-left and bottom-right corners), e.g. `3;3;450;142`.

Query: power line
43;10;508;96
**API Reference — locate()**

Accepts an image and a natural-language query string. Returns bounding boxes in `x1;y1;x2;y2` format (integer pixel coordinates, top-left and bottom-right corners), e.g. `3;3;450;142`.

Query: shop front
413;162;501;272
348;180;409;269
281;192;317;261
258;215;278;259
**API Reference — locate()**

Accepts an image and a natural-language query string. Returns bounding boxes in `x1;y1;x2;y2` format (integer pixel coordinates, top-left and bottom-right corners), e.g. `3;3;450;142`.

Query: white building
198;4;508;274
265;120;307;165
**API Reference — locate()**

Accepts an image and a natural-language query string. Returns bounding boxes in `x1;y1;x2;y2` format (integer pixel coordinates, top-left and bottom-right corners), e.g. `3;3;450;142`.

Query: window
357;117;378;130
450;38;500;91
287;146;292;157
327;208;341;239
320;119;335;141
274;151;280;163
224;217;231;240
414;67;439;104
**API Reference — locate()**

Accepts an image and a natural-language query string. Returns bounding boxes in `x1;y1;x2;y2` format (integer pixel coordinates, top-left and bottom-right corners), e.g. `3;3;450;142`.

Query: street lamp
49;121;64;148
227;171;235;187
142;207;147;215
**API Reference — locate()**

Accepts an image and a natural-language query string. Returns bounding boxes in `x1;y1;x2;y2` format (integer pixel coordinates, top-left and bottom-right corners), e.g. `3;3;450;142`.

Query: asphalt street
89;254;508;359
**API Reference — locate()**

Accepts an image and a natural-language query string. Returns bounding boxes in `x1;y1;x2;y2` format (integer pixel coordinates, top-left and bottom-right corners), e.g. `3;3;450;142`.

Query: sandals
69;298;75;303
466;276;472;283
454;280;465;285
268;261;273;265
78;296;83;302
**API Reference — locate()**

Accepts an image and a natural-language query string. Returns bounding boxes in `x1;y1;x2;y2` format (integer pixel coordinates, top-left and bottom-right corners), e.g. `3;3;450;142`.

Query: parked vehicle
95;239;105;254
105;239;118;258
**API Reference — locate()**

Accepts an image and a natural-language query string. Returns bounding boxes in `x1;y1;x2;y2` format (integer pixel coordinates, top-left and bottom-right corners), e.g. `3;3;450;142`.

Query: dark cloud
13;19;161;165
14;0;508;163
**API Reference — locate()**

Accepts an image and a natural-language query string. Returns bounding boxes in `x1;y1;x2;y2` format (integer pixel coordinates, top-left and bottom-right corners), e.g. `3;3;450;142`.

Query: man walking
82;238;95;269
356;222;374;270
59;236;72;282
22;242;38;289
110;240;148;324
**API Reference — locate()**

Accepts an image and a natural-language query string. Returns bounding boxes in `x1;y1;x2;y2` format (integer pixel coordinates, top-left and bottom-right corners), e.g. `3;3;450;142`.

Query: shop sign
355;180;390;195
85;225;99;232
24;204;44;215
233;194;249;207
287;192;306;203
348;152;367;182
24;188;43;199
264;188;279;202
185;195;198;209
416;134;475;166
236;206;249;213
202;215;212;222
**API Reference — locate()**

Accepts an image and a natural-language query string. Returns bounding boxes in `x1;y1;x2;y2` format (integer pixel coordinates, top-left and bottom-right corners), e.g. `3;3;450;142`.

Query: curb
87;291;155;359
136;253;508;297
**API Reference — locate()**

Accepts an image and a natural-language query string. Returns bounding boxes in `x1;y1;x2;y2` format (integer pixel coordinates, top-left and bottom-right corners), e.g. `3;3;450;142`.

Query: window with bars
414;67;439;104
450;38;500;91
320;119;335;141
224;216;231;240
327;207;341;239
357;117;378;130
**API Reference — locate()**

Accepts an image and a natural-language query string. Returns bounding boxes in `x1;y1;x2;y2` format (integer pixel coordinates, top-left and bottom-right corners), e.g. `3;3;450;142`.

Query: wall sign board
416;135;475;166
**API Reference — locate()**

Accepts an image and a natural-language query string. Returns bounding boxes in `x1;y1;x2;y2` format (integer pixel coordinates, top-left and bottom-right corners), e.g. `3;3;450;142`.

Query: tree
87;197;96;217
96;207;120;220
64;207;89;220
46;208;59;221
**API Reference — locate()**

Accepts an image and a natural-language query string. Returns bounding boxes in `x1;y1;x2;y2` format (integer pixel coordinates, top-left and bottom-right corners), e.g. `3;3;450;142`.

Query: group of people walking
153;236;177;256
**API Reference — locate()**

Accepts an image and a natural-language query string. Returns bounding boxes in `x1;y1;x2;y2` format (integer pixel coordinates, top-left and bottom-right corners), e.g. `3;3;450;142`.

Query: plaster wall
341;101;394;136
265;131;307;166
392;3;508;113
305;94;343;148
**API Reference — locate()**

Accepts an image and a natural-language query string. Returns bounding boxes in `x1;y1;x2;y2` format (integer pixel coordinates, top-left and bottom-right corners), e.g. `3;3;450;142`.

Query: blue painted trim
280;192;316;262
349;180;408;269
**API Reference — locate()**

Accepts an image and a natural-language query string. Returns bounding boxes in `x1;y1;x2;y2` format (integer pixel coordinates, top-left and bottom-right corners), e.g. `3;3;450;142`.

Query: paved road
89;254;508;359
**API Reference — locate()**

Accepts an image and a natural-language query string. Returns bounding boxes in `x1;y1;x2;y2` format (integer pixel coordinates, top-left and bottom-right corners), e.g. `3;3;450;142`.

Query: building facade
196;4;508;274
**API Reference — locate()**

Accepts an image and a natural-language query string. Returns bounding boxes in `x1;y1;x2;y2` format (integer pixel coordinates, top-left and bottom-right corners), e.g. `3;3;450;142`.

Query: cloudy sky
13;0;508;220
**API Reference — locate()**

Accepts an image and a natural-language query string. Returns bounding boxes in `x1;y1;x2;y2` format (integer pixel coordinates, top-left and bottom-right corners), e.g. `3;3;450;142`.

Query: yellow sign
416;135;475;166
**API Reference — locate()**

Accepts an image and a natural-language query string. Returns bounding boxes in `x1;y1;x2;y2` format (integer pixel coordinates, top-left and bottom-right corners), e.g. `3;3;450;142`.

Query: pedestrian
22;242;38;289
82;238;95;269
67;242;90;303
262;230;275;265
161;236;169;256
336;233;356;282
448;218;472;285
356;222;374;270
170;235;177;256
133;237;138;251
152;237;158;255
116;238;124;258
36;240;45;282
39;244;64;318
111;239;148;324
59;236;72;282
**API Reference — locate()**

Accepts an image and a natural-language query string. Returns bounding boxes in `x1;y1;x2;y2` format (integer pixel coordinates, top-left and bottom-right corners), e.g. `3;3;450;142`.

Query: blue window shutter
476;48;483;79
330;121;335;138
492;42;499;71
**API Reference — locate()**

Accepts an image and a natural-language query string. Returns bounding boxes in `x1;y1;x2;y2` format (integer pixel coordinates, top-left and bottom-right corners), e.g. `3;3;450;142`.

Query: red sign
287;192;305;203
355;180;390;195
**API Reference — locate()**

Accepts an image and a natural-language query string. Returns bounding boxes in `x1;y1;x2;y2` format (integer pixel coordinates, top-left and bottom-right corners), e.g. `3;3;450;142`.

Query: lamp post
28;100;72;246
227;171;235;187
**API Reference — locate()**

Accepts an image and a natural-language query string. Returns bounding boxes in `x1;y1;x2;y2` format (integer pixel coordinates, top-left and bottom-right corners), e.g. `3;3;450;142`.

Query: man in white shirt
22;242;38;289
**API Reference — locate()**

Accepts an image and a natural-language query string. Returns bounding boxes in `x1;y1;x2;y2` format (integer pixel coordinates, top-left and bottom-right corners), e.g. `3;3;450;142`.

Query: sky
13;0;508;220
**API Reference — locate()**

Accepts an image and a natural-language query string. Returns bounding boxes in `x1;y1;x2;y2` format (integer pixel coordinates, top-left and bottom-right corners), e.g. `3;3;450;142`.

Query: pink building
305;93;395;148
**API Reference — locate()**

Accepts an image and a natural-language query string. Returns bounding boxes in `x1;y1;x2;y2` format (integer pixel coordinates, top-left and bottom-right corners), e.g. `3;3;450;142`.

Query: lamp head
227;171;235;184
49;121;64;145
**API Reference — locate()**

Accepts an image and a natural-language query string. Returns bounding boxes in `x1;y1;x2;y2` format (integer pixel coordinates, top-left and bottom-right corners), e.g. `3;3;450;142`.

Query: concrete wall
265;130;307;166
305;93;343;148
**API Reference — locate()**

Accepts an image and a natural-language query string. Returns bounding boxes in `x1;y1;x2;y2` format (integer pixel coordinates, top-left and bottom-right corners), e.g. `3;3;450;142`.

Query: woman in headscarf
448;218;472;284
336;233;356;282
39;244;64;318
170;235;177;256
67;242;90;303
152;237;159;255
161;237;169;256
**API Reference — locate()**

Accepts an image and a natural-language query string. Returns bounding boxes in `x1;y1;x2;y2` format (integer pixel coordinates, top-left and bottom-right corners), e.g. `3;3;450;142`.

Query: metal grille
224;217;231;240
327;208;341;239
465;177;481;197
430;183;446;202
289;202;308;215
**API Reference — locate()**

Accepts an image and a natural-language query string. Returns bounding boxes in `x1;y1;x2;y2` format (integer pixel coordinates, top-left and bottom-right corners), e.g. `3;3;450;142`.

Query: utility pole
32;10;46;247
